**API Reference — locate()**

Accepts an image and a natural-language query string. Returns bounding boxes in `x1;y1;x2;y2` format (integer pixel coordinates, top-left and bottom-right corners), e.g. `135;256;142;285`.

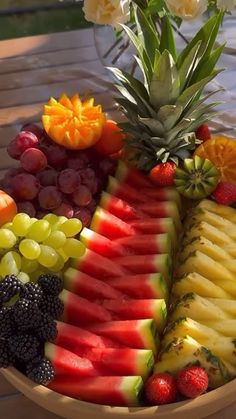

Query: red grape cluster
1;124;117;226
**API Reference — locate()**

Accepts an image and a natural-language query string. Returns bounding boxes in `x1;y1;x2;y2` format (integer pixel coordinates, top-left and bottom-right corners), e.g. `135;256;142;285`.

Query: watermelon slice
90;207;136;239
59;289;112;326
140;187;182;209
128;218;177;246
137;201;181;231
99;298;167;332
116;234;172;255
107;273;169;300
107;176;147;203
115;160;152;188
73;248;127;278
114;254;171;284
45;342;98;377
48;375;143;407
80;227;126;257
64;268;125;300
88;319;159;353
100;191;142;221
63;346;154;379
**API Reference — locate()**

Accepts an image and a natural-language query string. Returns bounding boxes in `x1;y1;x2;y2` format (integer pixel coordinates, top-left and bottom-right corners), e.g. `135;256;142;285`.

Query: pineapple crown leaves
109;6;225;168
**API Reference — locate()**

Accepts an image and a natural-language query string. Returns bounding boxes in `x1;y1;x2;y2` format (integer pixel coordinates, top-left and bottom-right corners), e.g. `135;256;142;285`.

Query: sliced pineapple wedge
154;336;231;388
179;236;231;263
172;273;233;299
196;200;236;223
206;298;236;317
184;209;236;239
182;221;233;246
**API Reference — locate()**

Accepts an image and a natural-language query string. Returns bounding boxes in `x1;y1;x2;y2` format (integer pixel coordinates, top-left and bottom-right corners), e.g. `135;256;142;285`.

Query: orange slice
194;135;236;184
42;93;106;150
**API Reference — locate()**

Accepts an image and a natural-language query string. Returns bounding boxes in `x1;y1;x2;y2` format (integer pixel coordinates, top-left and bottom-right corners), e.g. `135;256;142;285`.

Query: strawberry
177;366;209;398
195;124;211;142
144;372;177;405
149;162;176;187
212;182;236;205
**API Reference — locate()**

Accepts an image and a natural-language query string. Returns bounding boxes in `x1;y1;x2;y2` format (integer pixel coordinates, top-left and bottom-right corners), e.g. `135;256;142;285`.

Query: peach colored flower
83;0;130;28
165;0;208;20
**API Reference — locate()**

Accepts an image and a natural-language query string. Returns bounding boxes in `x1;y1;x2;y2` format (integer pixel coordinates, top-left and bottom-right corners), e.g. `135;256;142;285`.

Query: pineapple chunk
204;319;236;337
182;221;233;246
206;298;236;317
155;336;231;388
221;260;236;275
163;318;236;368
223;244;236;258
197;199;236;223
170;293;232;323
172;273;233;299
177;251;235;282
185;209;236;240
179;236;231;263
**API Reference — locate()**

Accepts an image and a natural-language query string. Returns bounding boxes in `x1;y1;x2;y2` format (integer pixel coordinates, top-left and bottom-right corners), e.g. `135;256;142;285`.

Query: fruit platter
1;5;236;419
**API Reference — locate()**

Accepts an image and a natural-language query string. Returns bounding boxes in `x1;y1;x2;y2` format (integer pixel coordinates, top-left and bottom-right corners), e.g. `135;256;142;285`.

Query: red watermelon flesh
100;191;143;221
115;161;152;188
48;375;143;407
88;319;159;353
90;207;136;239
116;234;171;255
137;201;181;231
98;298;167;332
64;268;125;300
106;273;169;300
55;321;122;350
128;218;177;246
80;227;126;257
107;176;147;203
73;248;127;278
59;289;112;326
45;342;98;377
68;347;154;379
140;187;181;209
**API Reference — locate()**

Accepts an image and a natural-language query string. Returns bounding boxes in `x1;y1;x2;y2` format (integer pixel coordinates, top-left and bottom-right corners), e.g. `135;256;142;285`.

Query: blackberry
0;339;14;368
39;295;64;319
0;275;23;304
9;334;41;362
20;282;43;304
0;306;15;339
13;298;42;331
38;274;63;296
36;313;58;342
26;357;55;385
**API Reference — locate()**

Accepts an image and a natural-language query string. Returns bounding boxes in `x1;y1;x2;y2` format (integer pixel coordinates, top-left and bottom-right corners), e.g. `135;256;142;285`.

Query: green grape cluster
0;213;85;281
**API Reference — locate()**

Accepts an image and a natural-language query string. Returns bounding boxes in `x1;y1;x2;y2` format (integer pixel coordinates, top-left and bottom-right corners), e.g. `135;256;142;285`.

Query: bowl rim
2;367;236;419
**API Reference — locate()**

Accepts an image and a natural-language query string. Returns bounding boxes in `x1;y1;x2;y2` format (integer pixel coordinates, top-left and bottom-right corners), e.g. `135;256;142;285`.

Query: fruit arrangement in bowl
1;7;236;419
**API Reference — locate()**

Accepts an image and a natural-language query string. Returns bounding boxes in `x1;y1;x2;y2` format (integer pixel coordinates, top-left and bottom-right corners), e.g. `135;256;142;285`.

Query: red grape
20;148;48;173
72;185;92;207
38;186;62;210
37;168;58;186
21;123;43;139
44;144;67;169
36;210;48;219
67;152;89;170
17;201;36;217
57;169;80;194
11;173;40;200
79;168;96;185
98;157;117;177
54;202;74;218
86;198;97;213
7;131;39;159
74;207;92;227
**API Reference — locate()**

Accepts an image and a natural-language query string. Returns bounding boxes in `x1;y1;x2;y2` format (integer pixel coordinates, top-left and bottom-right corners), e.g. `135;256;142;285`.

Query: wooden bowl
2;367;236;419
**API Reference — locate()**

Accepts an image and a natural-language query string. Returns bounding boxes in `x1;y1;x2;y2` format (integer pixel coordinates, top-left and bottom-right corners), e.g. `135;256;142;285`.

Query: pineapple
207;298;236;317
205;320;236;338
172;273;233;299
197;200;236;223
154;336;231;388
109;7;224;170
179;236;231;263
182;221;233;247
177;251;235;282
184;209;236;239
170;293;232;323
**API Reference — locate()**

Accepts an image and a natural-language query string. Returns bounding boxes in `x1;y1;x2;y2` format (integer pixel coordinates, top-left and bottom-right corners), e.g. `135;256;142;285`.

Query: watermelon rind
120;375;144;406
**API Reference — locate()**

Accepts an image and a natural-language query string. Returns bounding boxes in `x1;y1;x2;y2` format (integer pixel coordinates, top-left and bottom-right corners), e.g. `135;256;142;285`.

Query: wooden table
0;27;236;419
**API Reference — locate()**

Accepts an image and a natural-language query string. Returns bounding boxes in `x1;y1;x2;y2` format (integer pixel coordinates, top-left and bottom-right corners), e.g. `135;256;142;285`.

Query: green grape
57;248;69;263
63;239;86;258
0;229;17;249
21;257;39;274
43;213;58;224
59;218;82;237
19;239;41;260
43;230;67;249
51;216;67;232
0;251;21;276
50;254;65;272
18;271;30;284
27;220;51;242
1;222;14;231
12;213;31;236
38;245;59;268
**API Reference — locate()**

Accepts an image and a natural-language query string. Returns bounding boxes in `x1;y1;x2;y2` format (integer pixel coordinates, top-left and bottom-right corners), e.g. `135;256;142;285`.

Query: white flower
217;0;236;10
83;0;130;28
165;0;208;20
